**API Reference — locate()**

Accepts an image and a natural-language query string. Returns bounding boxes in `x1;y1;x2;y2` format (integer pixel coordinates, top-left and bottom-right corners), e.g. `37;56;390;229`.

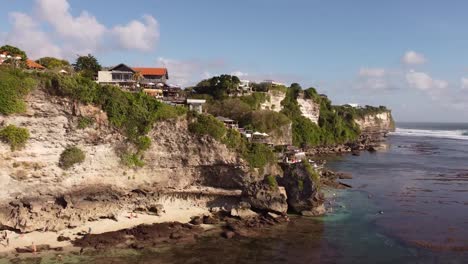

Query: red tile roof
132;67;168;77
26;59;45;69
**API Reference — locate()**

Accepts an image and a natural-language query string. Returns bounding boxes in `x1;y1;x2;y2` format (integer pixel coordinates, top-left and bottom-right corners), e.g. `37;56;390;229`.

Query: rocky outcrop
297;94;320;124
278;163;324;215
354;111;395;143
242;181;288;215
260;90;286;112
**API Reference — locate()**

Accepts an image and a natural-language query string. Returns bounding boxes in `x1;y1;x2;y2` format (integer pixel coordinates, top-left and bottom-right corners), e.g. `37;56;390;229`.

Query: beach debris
222;231;235;239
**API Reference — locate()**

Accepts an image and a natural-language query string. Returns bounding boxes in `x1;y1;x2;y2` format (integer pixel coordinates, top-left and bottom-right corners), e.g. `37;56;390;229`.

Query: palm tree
132;71;143;90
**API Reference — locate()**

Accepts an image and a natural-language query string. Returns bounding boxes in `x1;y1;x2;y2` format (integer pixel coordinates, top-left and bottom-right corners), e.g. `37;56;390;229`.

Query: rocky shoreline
0;163;354;261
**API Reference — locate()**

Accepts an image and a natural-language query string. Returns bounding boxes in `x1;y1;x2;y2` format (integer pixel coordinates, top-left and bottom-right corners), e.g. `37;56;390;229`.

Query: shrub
121;152;145;168
59;146;85;169
0;67;36;115
0;125;30;151
242;143;275;169
239;92;268;110
136;136;152;152
241;110;291;135
221;129;245;151
77;116;94;129
206;98;252;121
188;113;227;141
266;175;278;189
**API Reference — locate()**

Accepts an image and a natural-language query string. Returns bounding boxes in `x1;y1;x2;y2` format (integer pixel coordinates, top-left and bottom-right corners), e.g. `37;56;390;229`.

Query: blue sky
1;0;468;122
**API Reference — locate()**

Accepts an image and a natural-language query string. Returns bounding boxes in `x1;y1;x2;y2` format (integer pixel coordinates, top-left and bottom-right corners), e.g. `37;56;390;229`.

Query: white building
263;80;285;87
186;99;206;114
239;80;251;92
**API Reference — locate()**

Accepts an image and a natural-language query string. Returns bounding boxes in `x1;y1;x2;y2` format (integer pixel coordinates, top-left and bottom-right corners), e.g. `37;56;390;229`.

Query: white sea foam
390;128;468;140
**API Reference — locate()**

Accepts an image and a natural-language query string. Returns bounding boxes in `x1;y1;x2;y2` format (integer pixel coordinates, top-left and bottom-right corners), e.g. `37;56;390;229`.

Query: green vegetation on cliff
77;116;94;129
0;67;37;115
193;75;241;99
189;112;275;169
42;73;186;167
36;57;70;70
195;75;290;139
44;74;186;142
0;125;30;151
281;84;360;147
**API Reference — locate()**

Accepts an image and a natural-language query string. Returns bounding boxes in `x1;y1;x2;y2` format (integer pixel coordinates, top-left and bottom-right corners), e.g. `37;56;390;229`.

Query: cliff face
260;90;285;112
0;89;288;233
297;95;320;125
354;111;395;142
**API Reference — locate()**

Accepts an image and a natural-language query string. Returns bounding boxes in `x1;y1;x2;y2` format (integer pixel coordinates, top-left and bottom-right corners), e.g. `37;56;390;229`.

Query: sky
1;0;468;122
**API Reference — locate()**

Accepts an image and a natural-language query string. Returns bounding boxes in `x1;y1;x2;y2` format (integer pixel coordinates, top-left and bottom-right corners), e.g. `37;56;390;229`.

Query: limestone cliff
297;94;320;124
0;89;289;233
260;90;285;112
354;111;395;142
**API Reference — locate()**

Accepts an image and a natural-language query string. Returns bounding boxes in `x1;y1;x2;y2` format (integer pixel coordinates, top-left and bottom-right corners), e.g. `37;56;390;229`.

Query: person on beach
32;242;37;254
88;227;92;234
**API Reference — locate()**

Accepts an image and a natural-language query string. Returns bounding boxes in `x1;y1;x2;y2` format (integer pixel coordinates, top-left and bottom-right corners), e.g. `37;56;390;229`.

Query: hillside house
26;60;45;70
97;63;169;89
133;67;169;87
216;116;238;129
97;64;136;88
0;52;22;65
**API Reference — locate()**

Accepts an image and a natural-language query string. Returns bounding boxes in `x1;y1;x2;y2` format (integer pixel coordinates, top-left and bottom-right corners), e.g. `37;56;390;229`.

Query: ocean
12;122;468;264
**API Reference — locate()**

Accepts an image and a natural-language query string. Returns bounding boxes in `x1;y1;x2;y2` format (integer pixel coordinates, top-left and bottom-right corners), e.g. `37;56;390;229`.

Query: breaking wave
391;128;468;140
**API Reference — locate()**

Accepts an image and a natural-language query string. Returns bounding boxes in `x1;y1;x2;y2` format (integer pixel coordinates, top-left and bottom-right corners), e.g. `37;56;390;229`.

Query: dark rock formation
278;163;324;214
241;179;288;215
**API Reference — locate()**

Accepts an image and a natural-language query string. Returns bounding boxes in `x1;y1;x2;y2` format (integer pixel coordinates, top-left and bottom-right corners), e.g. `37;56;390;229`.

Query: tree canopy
193;74;240;99
36;57;70;69
73;54;101;79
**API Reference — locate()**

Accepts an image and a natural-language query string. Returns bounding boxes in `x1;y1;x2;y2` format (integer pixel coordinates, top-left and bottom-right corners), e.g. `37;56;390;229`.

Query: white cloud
461;77;468;90
1;0;160;59
231;71;249;78
111;15;159;52
4;12;62;59
355;67;399;91
157;57;226;87
405;70;447;91
402;51;427;65
35;0;106;50
359;67;386;78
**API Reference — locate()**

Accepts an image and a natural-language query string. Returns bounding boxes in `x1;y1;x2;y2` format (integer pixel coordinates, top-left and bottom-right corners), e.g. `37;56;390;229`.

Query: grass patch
59;146;85;169
0;125;30;151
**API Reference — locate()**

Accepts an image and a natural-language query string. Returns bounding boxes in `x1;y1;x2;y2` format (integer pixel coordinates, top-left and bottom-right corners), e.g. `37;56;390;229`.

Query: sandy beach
0;205;210;258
